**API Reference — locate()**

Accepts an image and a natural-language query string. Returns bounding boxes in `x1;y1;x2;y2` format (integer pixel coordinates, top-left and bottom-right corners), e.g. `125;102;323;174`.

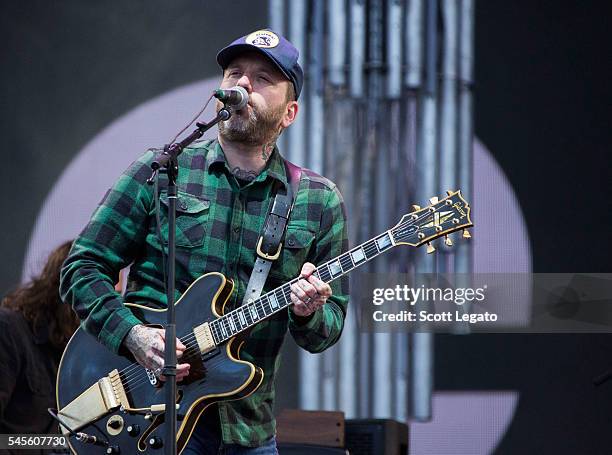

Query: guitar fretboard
203;231;396;345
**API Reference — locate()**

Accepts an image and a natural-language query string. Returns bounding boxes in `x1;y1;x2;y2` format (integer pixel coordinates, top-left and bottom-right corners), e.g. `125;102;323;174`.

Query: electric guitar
56;190;473;454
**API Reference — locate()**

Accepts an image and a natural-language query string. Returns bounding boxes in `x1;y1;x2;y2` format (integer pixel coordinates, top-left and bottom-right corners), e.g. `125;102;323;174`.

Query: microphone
213;86;248;110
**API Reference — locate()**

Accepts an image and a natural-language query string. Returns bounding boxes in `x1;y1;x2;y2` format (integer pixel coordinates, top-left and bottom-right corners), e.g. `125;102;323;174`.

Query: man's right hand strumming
124;324;190;382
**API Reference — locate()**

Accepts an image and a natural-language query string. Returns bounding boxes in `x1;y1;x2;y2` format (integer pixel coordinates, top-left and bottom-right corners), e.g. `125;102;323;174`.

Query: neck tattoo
261;141;275;161
232;167;258;182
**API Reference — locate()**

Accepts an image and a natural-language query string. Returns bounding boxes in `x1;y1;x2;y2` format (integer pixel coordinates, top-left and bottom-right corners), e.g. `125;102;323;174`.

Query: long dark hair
2;241;79;349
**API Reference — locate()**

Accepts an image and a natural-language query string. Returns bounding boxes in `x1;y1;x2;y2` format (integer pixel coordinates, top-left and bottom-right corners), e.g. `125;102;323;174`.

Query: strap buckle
256;236;283;260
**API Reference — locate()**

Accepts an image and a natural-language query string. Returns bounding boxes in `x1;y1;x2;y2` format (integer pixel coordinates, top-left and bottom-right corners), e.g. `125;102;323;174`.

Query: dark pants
182;406;278;455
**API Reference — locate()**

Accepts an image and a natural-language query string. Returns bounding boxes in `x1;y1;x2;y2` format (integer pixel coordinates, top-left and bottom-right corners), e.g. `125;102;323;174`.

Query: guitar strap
242;158;302;305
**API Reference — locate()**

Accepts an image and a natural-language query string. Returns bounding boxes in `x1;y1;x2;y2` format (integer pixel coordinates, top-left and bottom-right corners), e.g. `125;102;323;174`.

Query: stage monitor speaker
345;419;409;455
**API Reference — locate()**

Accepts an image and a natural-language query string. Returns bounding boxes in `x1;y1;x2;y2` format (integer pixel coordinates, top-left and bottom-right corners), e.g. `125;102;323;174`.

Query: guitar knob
106;446;120;454
149;436;163;449
127;424;140;437
108;419;121;430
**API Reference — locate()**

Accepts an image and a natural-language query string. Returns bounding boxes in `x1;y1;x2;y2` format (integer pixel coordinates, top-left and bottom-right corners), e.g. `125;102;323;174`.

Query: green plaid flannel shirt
60;139;349;446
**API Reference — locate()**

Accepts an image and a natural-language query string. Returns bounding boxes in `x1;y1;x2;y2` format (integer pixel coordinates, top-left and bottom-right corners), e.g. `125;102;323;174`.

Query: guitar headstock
390;190;473;251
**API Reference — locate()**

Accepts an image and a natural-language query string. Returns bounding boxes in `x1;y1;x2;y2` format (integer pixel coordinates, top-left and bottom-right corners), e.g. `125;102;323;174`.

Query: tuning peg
412;204;421;211
446;190;454;196
462;229;471;239
426;242;436;254
429;197;439;205
444;235;453;247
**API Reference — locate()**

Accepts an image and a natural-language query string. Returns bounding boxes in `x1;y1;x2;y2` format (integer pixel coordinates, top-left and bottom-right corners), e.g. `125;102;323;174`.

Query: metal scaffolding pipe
386;0;403;98
269;0;287;156
287;0;307;166
410;0;438;422
440;0;459;196
308;0;325;174
349;0;366;97
439;0;459;267
328;0;347;87
406;0;424;89
291;0;322;411
269;0;285;35
455;0;474;274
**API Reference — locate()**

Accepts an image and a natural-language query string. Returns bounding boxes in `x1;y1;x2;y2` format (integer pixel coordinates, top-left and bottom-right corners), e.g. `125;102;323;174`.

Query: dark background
438;1;612;453
2;1;611;453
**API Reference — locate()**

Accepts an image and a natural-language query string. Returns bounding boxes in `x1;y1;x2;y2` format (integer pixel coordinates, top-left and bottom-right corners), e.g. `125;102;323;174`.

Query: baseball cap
216;29;304;100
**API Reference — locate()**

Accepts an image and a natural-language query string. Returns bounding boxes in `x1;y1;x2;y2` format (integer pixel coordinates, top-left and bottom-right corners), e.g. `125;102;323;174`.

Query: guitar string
116;208;450;386
117;238;381;387
121;217;465;391
116;207;462;387
116;207;450;386
119;236;403;391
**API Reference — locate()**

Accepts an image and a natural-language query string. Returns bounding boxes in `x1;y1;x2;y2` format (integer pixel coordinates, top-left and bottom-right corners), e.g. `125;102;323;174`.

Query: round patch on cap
245;30;280;49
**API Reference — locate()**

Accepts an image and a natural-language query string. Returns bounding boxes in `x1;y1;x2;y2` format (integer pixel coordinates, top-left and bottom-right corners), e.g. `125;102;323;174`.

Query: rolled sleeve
289;185;349;353
60;152;154;353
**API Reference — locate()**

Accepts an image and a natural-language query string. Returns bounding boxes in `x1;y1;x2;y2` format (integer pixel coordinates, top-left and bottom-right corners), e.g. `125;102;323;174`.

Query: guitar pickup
193;322;216;354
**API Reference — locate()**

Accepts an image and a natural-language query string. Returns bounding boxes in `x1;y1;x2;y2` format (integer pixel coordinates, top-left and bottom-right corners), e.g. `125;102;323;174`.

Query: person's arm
60;152;154;354
288;185;349;353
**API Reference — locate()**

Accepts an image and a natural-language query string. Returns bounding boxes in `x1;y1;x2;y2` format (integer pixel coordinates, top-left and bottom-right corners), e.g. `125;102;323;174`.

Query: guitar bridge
58;369;130;434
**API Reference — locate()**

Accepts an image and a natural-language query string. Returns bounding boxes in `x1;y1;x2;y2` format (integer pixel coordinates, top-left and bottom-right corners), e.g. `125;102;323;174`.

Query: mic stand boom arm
147;106;231;455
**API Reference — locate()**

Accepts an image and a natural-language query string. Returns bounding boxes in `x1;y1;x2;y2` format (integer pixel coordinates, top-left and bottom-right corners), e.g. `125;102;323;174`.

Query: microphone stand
148;106;231;455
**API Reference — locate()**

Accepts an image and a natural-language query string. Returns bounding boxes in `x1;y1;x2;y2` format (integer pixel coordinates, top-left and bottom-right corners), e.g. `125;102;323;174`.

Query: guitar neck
207;230;396;344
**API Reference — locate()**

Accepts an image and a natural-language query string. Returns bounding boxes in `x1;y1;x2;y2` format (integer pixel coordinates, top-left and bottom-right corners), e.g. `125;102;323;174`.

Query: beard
217;100;284;146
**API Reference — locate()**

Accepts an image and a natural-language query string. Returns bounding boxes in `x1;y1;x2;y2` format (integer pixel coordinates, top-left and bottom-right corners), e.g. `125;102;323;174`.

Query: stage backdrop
1;1;611;454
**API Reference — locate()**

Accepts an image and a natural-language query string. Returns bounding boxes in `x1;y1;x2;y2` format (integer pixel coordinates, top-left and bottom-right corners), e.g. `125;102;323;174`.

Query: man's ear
281;101;298;128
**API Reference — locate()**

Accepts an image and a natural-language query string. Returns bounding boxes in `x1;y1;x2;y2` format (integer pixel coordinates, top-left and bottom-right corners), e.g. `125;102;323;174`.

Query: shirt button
288;239;295;246
233;226;240;233
180;201;188;210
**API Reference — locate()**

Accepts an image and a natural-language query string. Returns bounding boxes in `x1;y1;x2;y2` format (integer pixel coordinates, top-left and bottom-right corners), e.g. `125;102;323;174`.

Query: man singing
61;29;349;454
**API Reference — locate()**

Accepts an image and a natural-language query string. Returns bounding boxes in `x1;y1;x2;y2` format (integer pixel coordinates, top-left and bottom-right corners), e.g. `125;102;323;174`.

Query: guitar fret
208;321;219;343
375;233;392;251
262;297;273;315
269;293;279;309
351;247;366;264
211;321;219;342
238;309;247;327
328;259;342;277
319;264;332;282
363;240;378;259
278;287;290;307
255;301;265;319
249;305;259;321
231;312;240;331
243;307;252;325
339;253;353;272
228;315;236;332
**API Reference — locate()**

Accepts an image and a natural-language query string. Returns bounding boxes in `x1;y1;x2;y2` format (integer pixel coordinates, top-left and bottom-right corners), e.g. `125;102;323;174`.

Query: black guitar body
56;273;263;454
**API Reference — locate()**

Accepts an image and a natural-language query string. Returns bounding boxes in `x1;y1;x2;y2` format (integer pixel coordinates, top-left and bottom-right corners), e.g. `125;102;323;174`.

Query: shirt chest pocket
269;226;316;281
159;191;210;247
